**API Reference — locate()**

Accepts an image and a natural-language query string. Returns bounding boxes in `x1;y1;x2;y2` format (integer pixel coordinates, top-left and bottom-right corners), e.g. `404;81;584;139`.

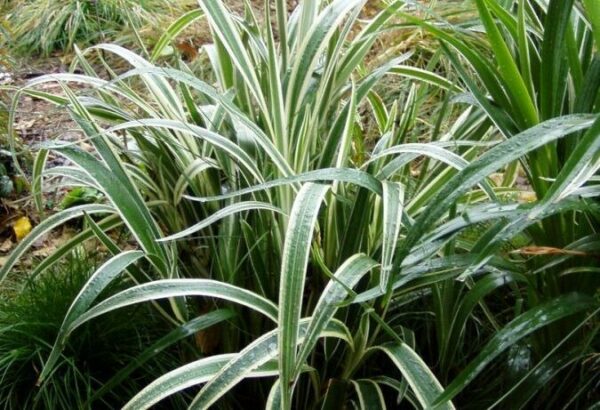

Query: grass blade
583;0;600;48
381;182;404;291
475;0;538;127
432;293;597;406
535;114;600;208
31;149;49;218
279;183;330;408
105;118;264;182
189;168;382;203
72;279;279;328
123;355;278;410
295;254;377;376
351;380;387;410
159;202;283;242
40;250;145;383
394;115;595;275
540;0;575;119
191;318;350;409
0;204;115;282
91;309;235;404
376;344;455;410
199;0;267;115
150;9;204;61
266;379;282;410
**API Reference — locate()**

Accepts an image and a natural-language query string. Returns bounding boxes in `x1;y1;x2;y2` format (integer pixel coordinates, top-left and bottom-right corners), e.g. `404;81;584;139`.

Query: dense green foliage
1;0;599;408
0;251;197;409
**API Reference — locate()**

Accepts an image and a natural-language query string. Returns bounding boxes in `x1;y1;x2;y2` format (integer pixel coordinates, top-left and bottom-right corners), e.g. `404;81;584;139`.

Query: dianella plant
2;0;599;408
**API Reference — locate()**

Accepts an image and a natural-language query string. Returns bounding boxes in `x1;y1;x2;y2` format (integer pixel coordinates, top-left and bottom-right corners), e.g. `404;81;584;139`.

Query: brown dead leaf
31;228;77;258
511;246;587;256
195;326;221;355
0;238;13;253
16;119;36;130
175;41;198;60
194;304;221;354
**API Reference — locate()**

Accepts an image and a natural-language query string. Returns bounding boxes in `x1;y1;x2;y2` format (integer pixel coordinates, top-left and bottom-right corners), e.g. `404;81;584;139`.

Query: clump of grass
0;250;188;409
7;0;168;56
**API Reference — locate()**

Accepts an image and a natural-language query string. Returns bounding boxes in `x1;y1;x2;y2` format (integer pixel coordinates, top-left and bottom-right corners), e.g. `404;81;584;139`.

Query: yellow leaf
13;216;32;242
518;191;537;203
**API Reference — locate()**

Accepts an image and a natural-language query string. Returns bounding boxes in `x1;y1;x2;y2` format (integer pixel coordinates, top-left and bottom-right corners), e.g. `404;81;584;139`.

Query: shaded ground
0;58;94;267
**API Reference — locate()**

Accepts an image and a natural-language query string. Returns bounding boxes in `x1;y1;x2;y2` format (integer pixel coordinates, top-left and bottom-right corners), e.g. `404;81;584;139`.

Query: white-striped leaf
278;183;330;408
376;344;455;410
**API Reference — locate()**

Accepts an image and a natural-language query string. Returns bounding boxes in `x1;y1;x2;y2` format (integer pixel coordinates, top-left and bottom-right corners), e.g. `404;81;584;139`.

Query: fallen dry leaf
518;191;537;203
511;246;587;256
0;238;13;253
13;216;32;242
16;119;36;130
31;228;77;258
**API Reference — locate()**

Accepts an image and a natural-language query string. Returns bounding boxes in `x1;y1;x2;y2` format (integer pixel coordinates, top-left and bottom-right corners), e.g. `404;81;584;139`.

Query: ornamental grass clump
1;0;599;408
0;251;198;409
7;0;168;55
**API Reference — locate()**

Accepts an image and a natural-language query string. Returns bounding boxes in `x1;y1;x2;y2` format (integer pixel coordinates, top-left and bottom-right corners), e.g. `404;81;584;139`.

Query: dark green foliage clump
0;252;188;409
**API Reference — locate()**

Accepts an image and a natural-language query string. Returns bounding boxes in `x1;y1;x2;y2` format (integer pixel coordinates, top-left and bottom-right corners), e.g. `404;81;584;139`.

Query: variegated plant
2;0;599;408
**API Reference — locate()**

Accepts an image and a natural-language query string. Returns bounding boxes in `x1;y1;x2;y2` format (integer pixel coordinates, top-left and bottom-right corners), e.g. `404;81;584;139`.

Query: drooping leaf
433;293;597;406
376;343;455;410
40;250;146;383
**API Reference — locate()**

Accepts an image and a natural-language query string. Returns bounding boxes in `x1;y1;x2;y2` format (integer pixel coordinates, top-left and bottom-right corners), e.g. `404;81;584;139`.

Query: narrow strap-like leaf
286;0;364;123
278;183;330;408
539;0;575;119
295;254;377;376
440;272;522;372
376;343;455;410
91;309;235;404
266;379;282;410
432;293;597;406
105;118;264;182
29;214;123;281
390;65;463;92
351;380;387;410
199;0;268;115
475;0;538;127
71;279;279;328
583;0;600;48
381;182;404;291
190;318;350;410
188;168;382;202
31;149;49;218
535;114;600;208
150;9;204;61
123;354;277;410
0;204;115;282
394;115;595;275
52;102;169;270
40;250;145;383
159;201;283;242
